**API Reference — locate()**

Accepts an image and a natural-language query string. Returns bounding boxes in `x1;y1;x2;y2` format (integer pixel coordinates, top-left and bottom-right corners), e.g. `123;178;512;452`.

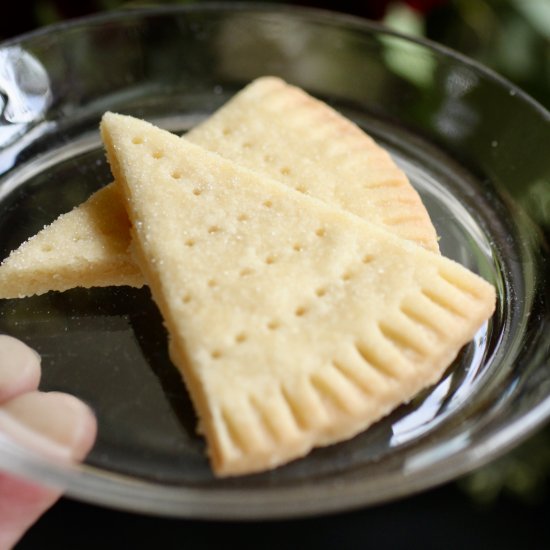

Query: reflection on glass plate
0;5;548;518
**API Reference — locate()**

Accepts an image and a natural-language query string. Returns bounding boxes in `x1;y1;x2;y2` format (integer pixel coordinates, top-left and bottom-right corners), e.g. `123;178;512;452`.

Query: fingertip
0;335;41;402
0;391;97;462
45;392;97;461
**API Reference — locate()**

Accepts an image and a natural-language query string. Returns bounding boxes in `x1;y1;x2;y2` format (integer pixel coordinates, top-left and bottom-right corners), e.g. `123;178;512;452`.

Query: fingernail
0;335;41;401
0;391;97;461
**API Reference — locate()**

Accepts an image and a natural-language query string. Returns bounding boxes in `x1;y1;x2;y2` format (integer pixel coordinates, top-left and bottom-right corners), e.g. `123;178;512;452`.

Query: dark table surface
17;479;550;549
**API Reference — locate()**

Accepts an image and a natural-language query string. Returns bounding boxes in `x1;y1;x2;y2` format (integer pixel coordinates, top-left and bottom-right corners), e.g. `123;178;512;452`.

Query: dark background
1;1;549;548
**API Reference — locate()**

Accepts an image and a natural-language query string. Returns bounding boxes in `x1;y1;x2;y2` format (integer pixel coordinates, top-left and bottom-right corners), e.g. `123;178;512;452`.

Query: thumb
0;392;97;549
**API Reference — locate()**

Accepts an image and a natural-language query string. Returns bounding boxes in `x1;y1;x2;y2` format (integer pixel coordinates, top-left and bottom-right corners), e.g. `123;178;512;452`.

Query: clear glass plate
0;4;548;519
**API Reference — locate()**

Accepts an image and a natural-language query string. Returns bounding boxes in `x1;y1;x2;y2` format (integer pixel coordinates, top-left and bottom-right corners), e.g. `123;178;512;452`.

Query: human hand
0;335;97;549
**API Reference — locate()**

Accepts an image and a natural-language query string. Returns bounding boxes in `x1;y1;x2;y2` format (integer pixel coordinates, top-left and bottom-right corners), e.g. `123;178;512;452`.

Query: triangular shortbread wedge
0;184;142;298
101;113;495;476
0;77;438;298
187;77;438;252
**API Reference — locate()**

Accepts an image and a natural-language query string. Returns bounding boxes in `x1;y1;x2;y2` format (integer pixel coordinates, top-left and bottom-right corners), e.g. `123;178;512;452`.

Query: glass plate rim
0;3;548;519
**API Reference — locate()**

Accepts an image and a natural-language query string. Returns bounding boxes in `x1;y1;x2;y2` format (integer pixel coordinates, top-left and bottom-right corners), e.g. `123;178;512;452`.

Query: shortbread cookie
188;77;439;252
101;113;494;476
0;184;141;298
0;77;437;298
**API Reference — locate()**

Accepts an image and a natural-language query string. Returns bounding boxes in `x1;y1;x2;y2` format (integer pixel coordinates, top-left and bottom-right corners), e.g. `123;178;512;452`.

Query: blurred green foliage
422;0;550;108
